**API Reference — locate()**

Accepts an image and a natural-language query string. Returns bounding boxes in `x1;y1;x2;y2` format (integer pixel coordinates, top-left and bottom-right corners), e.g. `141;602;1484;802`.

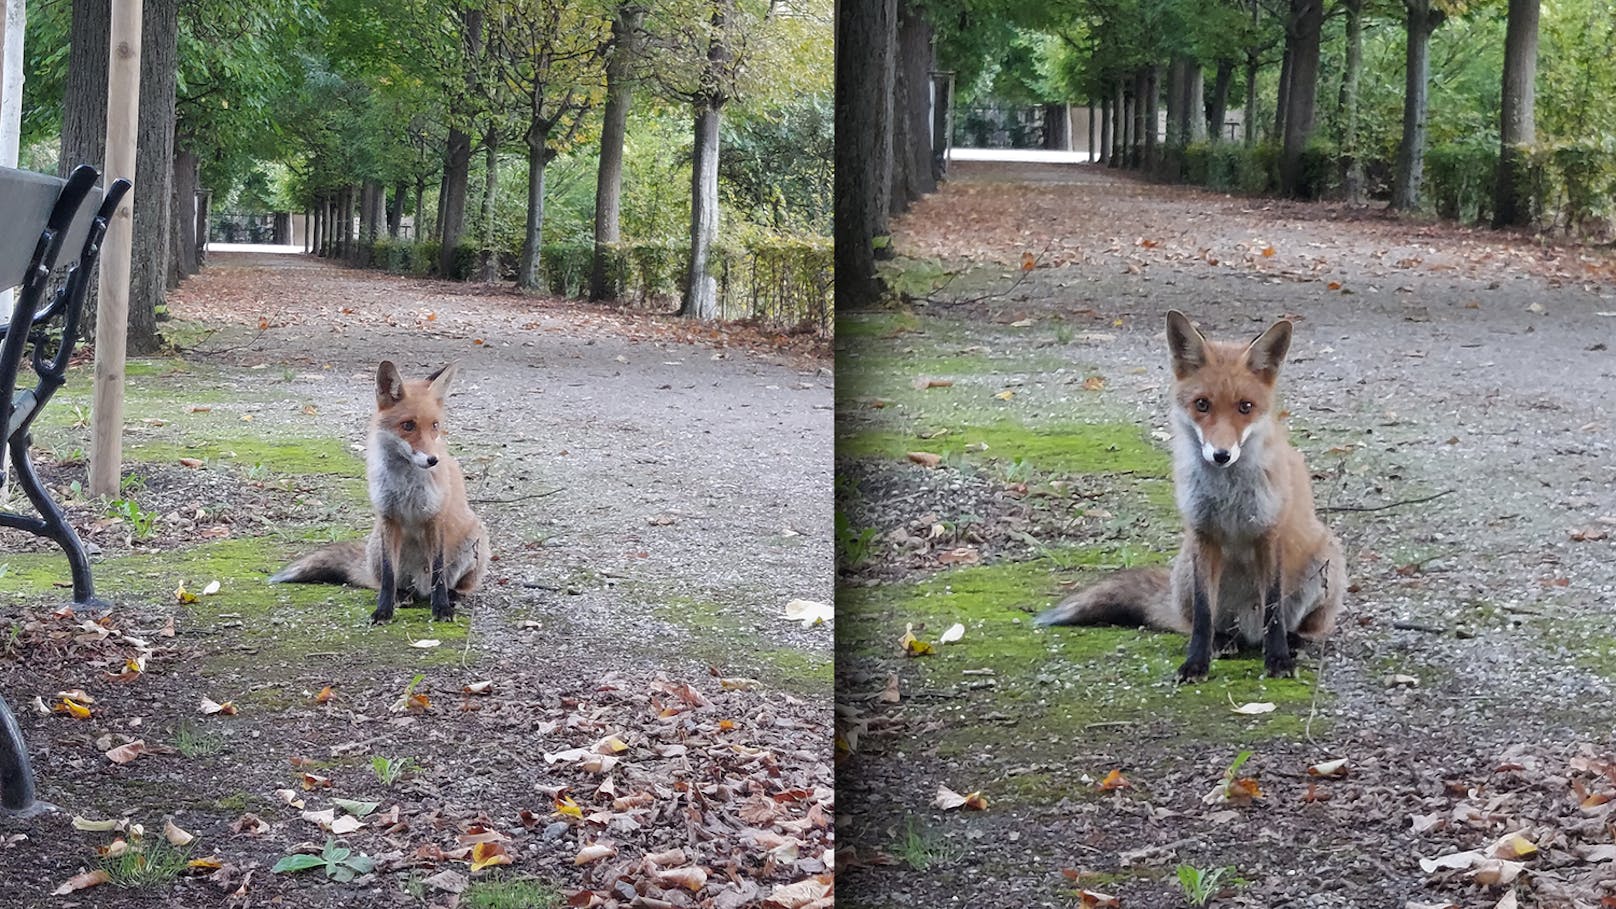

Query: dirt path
837;163;1616;908
0;253;833;907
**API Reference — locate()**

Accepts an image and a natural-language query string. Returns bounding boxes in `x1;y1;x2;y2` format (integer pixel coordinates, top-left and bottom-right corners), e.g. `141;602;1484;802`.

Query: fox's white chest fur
1171;407;1281;543
368;431;445;522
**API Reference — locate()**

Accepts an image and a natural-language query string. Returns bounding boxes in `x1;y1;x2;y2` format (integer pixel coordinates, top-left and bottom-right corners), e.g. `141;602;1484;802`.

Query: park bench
0;164;130;815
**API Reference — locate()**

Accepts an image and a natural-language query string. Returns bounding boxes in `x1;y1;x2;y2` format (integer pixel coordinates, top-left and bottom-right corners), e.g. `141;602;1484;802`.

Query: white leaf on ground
782;599;833;627
938;623;965;644
934;785;967;810
1231;701;1276;715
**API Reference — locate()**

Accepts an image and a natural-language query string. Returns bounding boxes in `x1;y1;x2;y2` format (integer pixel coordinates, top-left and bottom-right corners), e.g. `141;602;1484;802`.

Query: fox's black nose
1212;449;1232;465
425;455;439;468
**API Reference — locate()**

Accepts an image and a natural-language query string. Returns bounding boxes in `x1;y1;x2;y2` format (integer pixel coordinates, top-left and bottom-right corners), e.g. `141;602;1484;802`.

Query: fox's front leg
371;526;398;624
429;546;453;621
1258;538;1294;678
1178;543;1220;683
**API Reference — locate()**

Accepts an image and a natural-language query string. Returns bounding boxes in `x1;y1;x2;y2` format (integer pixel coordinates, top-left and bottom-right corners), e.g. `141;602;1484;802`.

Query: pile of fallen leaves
1409;744;1616;909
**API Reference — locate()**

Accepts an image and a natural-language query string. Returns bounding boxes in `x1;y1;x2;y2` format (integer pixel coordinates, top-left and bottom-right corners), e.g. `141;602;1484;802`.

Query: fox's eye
401;420;416;432
1194;397;1211;413
432;422;440;431
1237;401;1254;414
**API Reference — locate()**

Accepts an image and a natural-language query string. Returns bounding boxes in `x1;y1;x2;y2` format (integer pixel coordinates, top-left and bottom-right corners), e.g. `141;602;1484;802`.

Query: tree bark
834;0;895;309
1274;43;1292;143
414;178;426;241
1166;57;1186;148
681;99;722;319
1342;0;1364;202
1279;0;1323;198
437;9;483;276
891;0;935;208
1210;60;1234;141
389;181;405;237
1087;99;1096;162
516;125;551;291
127;0;178;354
930;70;949;183
1144;65;1160;169
1131;69;1146;167
61;0;110;329
173;145;197;278
589;3;641;302
1112;81;1126;166
1187;64;1205;141
1391;0;1441;211
479;134;498;282
1493;0;1539;228
1244;51;1259;145
1098;93;1111;164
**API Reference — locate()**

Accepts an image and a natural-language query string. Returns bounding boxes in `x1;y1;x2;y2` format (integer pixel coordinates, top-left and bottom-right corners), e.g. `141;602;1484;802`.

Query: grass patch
653;596;832;697
839;421;1167;479
173;718;226;758
100;838;191;889
463;874;562;909
892;817;961;870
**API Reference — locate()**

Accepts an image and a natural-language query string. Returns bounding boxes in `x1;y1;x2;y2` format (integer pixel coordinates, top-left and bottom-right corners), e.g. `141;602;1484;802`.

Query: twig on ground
1304;641;1329;748
1318;489;1455;513
1391;621;1449;634
175;325;260;356
471;488;565;501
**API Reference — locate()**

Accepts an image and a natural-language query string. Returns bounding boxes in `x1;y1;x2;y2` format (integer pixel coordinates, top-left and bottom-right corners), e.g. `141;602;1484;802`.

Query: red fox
1036;311;1344;682
270;361;490;623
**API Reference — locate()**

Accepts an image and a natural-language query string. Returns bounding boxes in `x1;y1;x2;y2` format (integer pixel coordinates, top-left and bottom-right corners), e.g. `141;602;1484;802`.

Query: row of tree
839;0;1578;307
20;0;826;353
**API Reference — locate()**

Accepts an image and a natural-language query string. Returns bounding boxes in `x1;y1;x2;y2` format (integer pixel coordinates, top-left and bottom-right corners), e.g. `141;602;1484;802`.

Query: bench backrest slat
0;166;106;294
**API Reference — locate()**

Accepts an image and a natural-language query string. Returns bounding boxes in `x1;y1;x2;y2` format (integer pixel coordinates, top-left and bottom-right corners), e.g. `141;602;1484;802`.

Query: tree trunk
1341;0;1364;202
61;0;110;329
1493;0;1539;228
930;70;950;182
681;99;722;319
437;9;483;277
1087;99;1096;162
590;3;641;302
834;0;895;309
1210;60;1233;141
891;0;935;208
479;134;499;282
389;181;405;237
1165;57;1186;148
127;0;179;354
1244;51;1259;145
414;178;425;241
2;0;26;169
1098;93;1110;164
1274;44;1292;143
1112;82;1126;166
1279;0;1323;198
1144;65;1160;170
1187;64;1205;141
1391;0;1441;211
173;145;197;278
516;126;549;291
358;180;376;262
1131;69;1146;167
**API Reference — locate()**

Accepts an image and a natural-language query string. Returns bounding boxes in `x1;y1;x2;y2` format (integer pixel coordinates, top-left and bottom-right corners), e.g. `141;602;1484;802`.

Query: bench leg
0;694;37;814
6;435;96;604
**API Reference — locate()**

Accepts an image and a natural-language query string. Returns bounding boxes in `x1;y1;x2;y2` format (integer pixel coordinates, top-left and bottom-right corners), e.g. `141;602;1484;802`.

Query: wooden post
91;0;141;497
0;0;25;317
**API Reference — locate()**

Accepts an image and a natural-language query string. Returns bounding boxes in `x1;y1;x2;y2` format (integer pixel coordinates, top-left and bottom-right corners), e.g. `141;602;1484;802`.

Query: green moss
654;597;832;697
463;875;562;909
837;311;923;339
126;437;363;478
840;556;1325;773
839;421;1168;478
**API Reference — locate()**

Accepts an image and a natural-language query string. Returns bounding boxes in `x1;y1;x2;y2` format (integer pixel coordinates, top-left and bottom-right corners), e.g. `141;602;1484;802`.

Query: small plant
835;509;879;570
1000;457;1034;483
372;755;419;786
272;838;376;882
244;462;273;482
174;719;225;758
463;874;563;909
893;818;959;870
1176;863;1233;906
107;498;158;540
100;834;191;888
69;404;90;429
119;472;146;494
1054;323;1075;344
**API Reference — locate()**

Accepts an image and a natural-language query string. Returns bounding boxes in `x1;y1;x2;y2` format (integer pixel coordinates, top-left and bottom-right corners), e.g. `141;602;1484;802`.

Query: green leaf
272;854;329;874
333;798;380;818
345;854;376;874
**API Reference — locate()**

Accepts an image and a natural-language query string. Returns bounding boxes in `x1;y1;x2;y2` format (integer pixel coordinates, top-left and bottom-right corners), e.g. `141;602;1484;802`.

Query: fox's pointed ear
376;361;405;409
1165;310;1207;379
426;363;458;401
1244;319;1293;383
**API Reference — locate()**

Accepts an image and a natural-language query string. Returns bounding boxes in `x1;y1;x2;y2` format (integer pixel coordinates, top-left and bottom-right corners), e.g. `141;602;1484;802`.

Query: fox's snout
410;450;439;469
1200;439;1240;468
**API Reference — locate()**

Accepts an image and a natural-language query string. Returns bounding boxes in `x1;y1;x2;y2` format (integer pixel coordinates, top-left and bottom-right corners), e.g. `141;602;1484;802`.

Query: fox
1036;310;1345;682
270;361;490;623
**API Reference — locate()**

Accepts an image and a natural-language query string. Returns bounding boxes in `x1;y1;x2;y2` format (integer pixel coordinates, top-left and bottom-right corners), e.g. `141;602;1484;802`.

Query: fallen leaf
898;625;932;656
906;451;942;469
71;816;123;833
1081;375;1106;391
51;869;110;895
913;377;953;390
993;389;1015;401
575;843;616;865
463;680;495;696
1308;758;1349;778
410;639;441;649
782;598;833;627
163;817;195;846
1232;701;1276;715
656;865;708;892
199;698;238;716
938;623;965;644
1097;769;1132;791
879;674;900;703
934;784;967;810
1078;890;1121;908
202;580;221;596
106;740;146;764
470;841;512;871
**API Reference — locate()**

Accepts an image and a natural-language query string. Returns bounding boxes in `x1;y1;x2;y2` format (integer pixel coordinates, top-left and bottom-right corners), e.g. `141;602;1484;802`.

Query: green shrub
1425;142;1497;222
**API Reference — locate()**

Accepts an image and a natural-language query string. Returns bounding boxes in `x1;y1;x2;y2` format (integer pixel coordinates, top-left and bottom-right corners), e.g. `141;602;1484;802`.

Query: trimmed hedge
344;236;832;335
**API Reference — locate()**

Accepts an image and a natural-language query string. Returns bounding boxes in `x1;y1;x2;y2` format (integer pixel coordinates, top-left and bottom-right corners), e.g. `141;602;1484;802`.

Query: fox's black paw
369;609;393;624
431;606;455;622
1176;659;1210;684
1264;653;1297;678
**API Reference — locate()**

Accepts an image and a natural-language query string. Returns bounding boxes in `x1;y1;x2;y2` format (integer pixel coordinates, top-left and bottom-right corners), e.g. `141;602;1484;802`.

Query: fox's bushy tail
1034;567;1185;632
267;542;376;588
